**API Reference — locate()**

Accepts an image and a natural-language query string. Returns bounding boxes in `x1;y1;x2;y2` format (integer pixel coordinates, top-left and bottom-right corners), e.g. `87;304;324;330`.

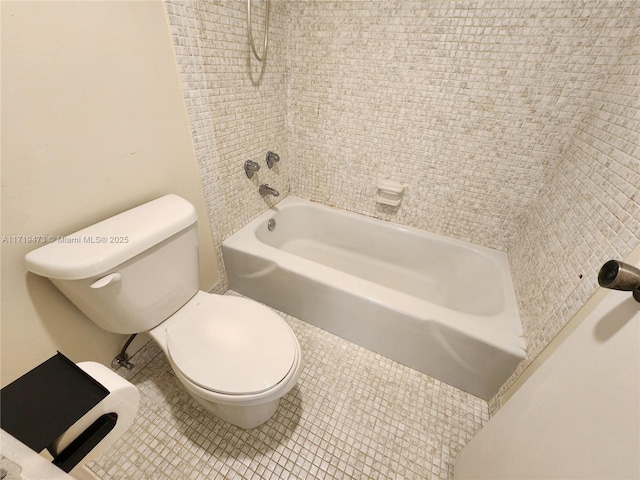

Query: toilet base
190;393;280;429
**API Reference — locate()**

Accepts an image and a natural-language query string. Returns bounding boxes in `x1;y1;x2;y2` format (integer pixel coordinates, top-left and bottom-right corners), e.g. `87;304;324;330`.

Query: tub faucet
259;184;280;197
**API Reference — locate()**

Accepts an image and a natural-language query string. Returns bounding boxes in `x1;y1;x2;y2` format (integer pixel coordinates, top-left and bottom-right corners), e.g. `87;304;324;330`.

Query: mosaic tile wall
496;21;640;405
285;0;637;251
164;0;639;408
165;0;291;292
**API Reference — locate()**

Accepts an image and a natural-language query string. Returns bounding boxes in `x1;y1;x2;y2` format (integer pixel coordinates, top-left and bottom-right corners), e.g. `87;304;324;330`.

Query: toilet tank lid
25;194;198;280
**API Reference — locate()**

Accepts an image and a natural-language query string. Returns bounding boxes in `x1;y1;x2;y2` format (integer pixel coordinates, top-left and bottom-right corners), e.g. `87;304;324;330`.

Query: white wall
1;0;218;386
453;248;640;479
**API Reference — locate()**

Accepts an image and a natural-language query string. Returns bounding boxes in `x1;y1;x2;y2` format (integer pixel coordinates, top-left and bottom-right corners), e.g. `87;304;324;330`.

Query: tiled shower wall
165;1;639;404
286;2;581;248
285;1;638;248
165;0;290;290
502;23;640;401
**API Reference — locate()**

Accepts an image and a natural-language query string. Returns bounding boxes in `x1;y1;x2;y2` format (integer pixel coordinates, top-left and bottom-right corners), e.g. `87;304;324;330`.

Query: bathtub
222;196;526;399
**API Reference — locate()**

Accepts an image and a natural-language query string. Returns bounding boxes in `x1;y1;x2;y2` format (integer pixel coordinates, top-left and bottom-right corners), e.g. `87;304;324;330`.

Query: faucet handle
266;151;280;168
244;160;260;178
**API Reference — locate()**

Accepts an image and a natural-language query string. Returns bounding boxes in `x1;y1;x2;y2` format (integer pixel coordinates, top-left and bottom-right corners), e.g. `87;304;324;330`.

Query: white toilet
25;194;302;429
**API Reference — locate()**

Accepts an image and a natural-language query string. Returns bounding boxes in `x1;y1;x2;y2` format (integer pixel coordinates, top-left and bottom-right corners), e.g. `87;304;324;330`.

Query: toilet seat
166;296;297;396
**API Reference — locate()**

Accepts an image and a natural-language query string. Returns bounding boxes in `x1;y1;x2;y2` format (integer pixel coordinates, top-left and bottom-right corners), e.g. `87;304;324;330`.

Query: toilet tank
25;195;201;334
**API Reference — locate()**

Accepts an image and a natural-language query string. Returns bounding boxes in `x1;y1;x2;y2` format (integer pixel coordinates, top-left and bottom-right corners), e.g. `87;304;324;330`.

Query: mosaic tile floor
89;292;488;479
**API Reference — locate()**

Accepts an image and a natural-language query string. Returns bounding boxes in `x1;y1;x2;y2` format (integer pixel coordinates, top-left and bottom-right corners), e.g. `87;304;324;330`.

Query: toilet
25;194;302;429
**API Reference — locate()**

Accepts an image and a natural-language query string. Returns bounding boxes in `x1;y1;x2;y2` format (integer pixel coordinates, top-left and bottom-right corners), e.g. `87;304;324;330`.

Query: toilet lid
166;297;297;395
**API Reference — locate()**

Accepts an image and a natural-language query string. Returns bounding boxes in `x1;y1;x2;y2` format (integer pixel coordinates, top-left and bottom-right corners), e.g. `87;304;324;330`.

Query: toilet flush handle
90;272;122;289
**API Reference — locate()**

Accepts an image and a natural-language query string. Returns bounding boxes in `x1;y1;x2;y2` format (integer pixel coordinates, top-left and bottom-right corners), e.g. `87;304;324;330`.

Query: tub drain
267;219;276;231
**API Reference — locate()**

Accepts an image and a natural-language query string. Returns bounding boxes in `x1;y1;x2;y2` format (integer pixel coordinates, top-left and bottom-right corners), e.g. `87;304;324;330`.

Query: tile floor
89;293;488;479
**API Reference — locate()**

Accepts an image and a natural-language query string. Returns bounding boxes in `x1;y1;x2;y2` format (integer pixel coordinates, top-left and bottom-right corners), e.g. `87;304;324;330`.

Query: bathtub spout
259;184;280;197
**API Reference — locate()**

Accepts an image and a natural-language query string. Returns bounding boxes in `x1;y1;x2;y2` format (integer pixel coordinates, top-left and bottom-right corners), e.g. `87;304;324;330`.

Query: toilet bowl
149;292;302;429
25;194;302;429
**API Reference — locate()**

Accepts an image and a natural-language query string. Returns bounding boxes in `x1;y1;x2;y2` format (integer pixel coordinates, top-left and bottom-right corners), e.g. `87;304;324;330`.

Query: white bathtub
222;196;526;399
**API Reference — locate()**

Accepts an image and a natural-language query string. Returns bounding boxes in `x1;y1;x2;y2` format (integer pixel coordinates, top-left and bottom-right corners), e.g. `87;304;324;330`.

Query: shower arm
247;0;270;62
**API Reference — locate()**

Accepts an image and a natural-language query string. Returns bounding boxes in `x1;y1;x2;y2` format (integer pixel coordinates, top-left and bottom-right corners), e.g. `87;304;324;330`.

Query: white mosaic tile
495;9;640;406
89;293;487;479
165;0;291;293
